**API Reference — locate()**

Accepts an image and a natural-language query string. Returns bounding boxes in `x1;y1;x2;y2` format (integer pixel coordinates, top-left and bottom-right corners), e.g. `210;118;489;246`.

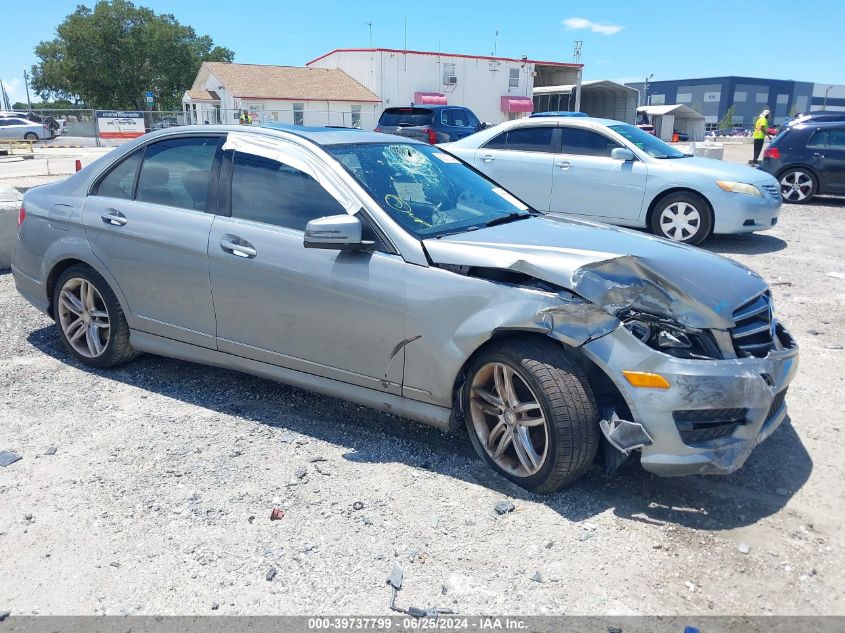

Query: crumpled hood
423;215;767;330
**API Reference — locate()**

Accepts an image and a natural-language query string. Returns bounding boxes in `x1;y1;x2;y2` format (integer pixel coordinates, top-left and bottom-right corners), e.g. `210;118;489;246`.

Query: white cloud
0;77;27;107
563;17;624;36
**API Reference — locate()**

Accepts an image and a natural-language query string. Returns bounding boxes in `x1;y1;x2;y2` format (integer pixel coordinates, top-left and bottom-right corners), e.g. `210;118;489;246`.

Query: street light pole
823;85;832;111
643;73;653;107
23;68;32;111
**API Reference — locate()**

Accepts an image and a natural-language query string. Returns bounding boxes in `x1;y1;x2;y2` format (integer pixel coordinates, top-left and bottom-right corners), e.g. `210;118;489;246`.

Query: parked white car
0;116;53;141
442;116;781;245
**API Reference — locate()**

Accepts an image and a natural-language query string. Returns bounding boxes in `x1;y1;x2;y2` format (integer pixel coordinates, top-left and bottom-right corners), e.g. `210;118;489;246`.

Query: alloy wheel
469;362;549;477
780;170;813;202
57;277;110;358
659;202;701;241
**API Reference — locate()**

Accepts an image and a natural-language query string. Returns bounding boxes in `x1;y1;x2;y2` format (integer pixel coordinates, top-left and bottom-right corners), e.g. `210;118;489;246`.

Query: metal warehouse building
626;76;845;129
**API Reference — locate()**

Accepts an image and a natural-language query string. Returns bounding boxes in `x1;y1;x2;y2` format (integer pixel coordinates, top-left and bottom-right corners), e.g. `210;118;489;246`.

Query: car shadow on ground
703;233;787;255
28;324;812;533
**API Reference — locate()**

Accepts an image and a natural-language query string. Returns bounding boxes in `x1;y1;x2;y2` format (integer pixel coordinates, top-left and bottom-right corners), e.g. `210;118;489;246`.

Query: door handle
101;209;127;226
556;160;572;170
812;152;825;158
480;154;495;163
220;236;257;259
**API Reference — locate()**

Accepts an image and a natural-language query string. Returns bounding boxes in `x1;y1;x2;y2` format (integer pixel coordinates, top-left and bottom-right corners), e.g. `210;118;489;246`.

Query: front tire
53;264;138;368
463;337;600;493
650;191;713;245
778;168;816;204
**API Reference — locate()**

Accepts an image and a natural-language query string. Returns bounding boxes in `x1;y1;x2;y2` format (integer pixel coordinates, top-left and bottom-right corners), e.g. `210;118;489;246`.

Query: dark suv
759;121;845;203
375;105;484;143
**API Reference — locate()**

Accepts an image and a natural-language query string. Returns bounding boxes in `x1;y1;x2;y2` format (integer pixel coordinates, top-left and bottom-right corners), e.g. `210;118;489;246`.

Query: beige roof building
182;62;381;128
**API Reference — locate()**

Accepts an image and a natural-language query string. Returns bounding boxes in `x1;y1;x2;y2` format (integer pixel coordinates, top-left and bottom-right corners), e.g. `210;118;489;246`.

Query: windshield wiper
484;212;531;228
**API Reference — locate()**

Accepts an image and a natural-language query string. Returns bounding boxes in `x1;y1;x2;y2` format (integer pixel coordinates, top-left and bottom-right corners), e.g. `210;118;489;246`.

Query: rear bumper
581;322;799;476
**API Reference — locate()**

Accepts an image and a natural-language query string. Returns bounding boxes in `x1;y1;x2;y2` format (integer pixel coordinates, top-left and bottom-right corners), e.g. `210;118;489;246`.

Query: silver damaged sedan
12;124;799;492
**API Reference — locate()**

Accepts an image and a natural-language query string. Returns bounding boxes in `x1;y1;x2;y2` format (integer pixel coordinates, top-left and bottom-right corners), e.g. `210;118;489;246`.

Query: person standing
752;109;770;165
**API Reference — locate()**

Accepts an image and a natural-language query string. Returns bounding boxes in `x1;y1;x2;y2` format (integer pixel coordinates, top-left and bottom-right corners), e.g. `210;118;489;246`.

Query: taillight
425;128;437;144
763;147;780;159
18;205;26;229
374;127;381;133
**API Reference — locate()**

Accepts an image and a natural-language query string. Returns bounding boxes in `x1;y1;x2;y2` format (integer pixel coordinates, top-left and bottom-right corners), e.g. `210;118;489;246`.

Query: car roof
789;120;845;132
383;105;462;112
127;123;422;148
511;115;627;128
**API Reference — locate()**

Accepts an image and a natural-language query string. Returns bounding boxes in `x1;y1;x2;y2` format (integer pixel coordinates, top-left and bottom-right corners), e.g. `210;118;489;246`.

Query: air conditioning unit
445;75;457;85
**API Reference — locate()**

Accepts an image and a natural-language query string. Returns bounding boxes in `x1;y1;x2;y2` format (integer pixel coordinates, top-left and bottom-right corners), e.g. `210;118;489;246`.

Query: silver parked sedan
12;124;799;492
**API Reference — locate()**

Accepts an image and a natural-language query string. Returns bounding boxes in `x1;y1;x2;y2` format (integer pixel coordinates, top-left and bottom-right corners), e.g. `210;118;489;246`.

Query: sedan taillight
18;205;26;229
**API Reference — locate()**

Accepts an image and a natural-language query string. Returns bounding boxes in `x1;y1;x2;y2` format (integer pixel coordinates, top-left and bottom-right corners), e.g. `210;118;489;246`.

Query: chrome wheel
780;170;814;202
58;277;110;358
469;362;548;477
659;202;701;241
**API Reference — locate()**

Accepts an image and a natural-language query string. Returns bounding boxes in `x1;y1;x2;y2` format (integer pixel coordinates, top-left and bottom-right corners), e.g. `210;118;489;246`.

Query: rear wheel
23;132;39;141
53;264;138;368
463;338;599;493
778;168;816;203
650;191;713;245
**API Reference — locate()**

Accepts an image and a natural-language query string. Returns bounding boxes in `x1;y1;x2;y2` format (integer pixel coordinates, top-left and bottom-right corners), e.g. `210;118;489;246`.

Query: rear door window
378;108;434;127
482;127;555;152
561;128;621;157
94;150;143;200
504;127;555;152
442;108;479;128
807;130;828;147
136;137;219;210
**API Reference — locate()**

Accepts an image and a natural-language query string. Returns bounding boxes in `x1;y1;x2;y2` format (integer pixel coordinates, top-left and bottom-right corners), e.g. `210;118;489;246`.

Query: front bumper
581;322;799;476
710;186;781;235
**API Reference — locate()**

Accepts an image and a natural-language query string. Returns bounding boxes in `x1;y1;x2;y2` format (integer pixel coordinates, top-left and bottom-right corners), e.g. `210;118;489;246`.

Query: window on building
756;92;768;103
293;103;304;126
509;68;520;89
676;93;692;103
704;91;721;102
230;151;345;230
734;91;747;102
561;128;621;158
135;137;219;210
351;105;361;128
650;94;665;105
443;63;456;85
777;94;789;104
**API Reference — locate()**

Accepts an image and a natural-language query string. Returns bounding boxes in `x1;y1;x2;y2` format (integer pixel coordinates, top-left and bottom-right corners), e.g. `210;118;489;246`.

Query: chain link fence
11;107;376;146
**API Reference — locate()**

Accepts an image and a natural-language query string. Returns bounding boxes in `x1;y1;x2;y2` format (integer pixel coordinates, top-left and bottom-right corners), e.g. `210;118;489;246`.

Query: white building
183;62;381;128
306;48;582;125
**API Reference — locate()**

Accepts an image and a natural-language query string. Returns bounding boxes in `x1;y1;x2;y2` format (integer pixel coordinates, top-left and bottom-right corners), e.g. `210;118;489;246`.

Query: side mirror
478;122;488;130
303;214;374;251
611;147;635;161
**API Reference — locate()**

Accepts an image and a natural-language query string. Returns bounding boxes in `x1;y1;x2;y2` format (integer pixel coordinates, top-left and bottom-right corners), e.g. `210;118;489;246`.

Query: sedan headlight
716;180;763;197
621;312;722;360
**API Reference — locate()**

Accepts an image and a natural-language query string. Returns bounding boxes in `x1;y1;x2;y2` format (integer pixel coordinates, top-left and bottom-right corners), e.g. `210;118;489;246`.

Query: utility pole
0;79;9;110
573;41;583;112
492;30;499;56
23;67;32;111
823;85;832;111
643;73;654;107
365;22;373;48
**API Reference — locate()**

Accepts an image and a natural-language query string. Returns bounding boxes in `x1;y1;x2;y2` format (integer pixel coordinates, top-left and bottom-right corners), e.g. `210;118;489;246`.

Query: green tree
719;105;735;131
30;0;233;110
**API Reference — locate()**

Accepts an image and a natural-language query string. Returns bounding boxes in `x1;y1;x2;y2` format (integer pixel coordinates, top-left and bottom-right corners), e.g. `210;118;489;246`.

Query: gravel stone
265;567;277;582
494;500;515;515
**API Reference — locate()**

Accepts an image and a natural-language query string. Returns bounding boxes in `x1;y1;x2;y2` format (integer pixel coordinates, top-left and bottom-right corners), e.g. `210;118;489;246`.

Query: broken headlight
621;312;722;360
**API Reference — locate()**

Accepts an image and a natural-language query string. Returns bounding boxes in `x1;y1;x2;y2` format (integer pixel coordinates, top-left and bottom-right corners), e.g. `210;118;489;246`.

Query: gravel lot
1;175;844;616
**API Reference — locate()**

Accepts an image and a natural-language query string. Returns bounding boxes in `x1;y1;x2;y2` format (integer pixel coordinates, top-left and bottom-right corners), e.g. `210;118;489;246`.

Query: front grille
730;292;775;358
761;183;780;199
673;408;749;445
